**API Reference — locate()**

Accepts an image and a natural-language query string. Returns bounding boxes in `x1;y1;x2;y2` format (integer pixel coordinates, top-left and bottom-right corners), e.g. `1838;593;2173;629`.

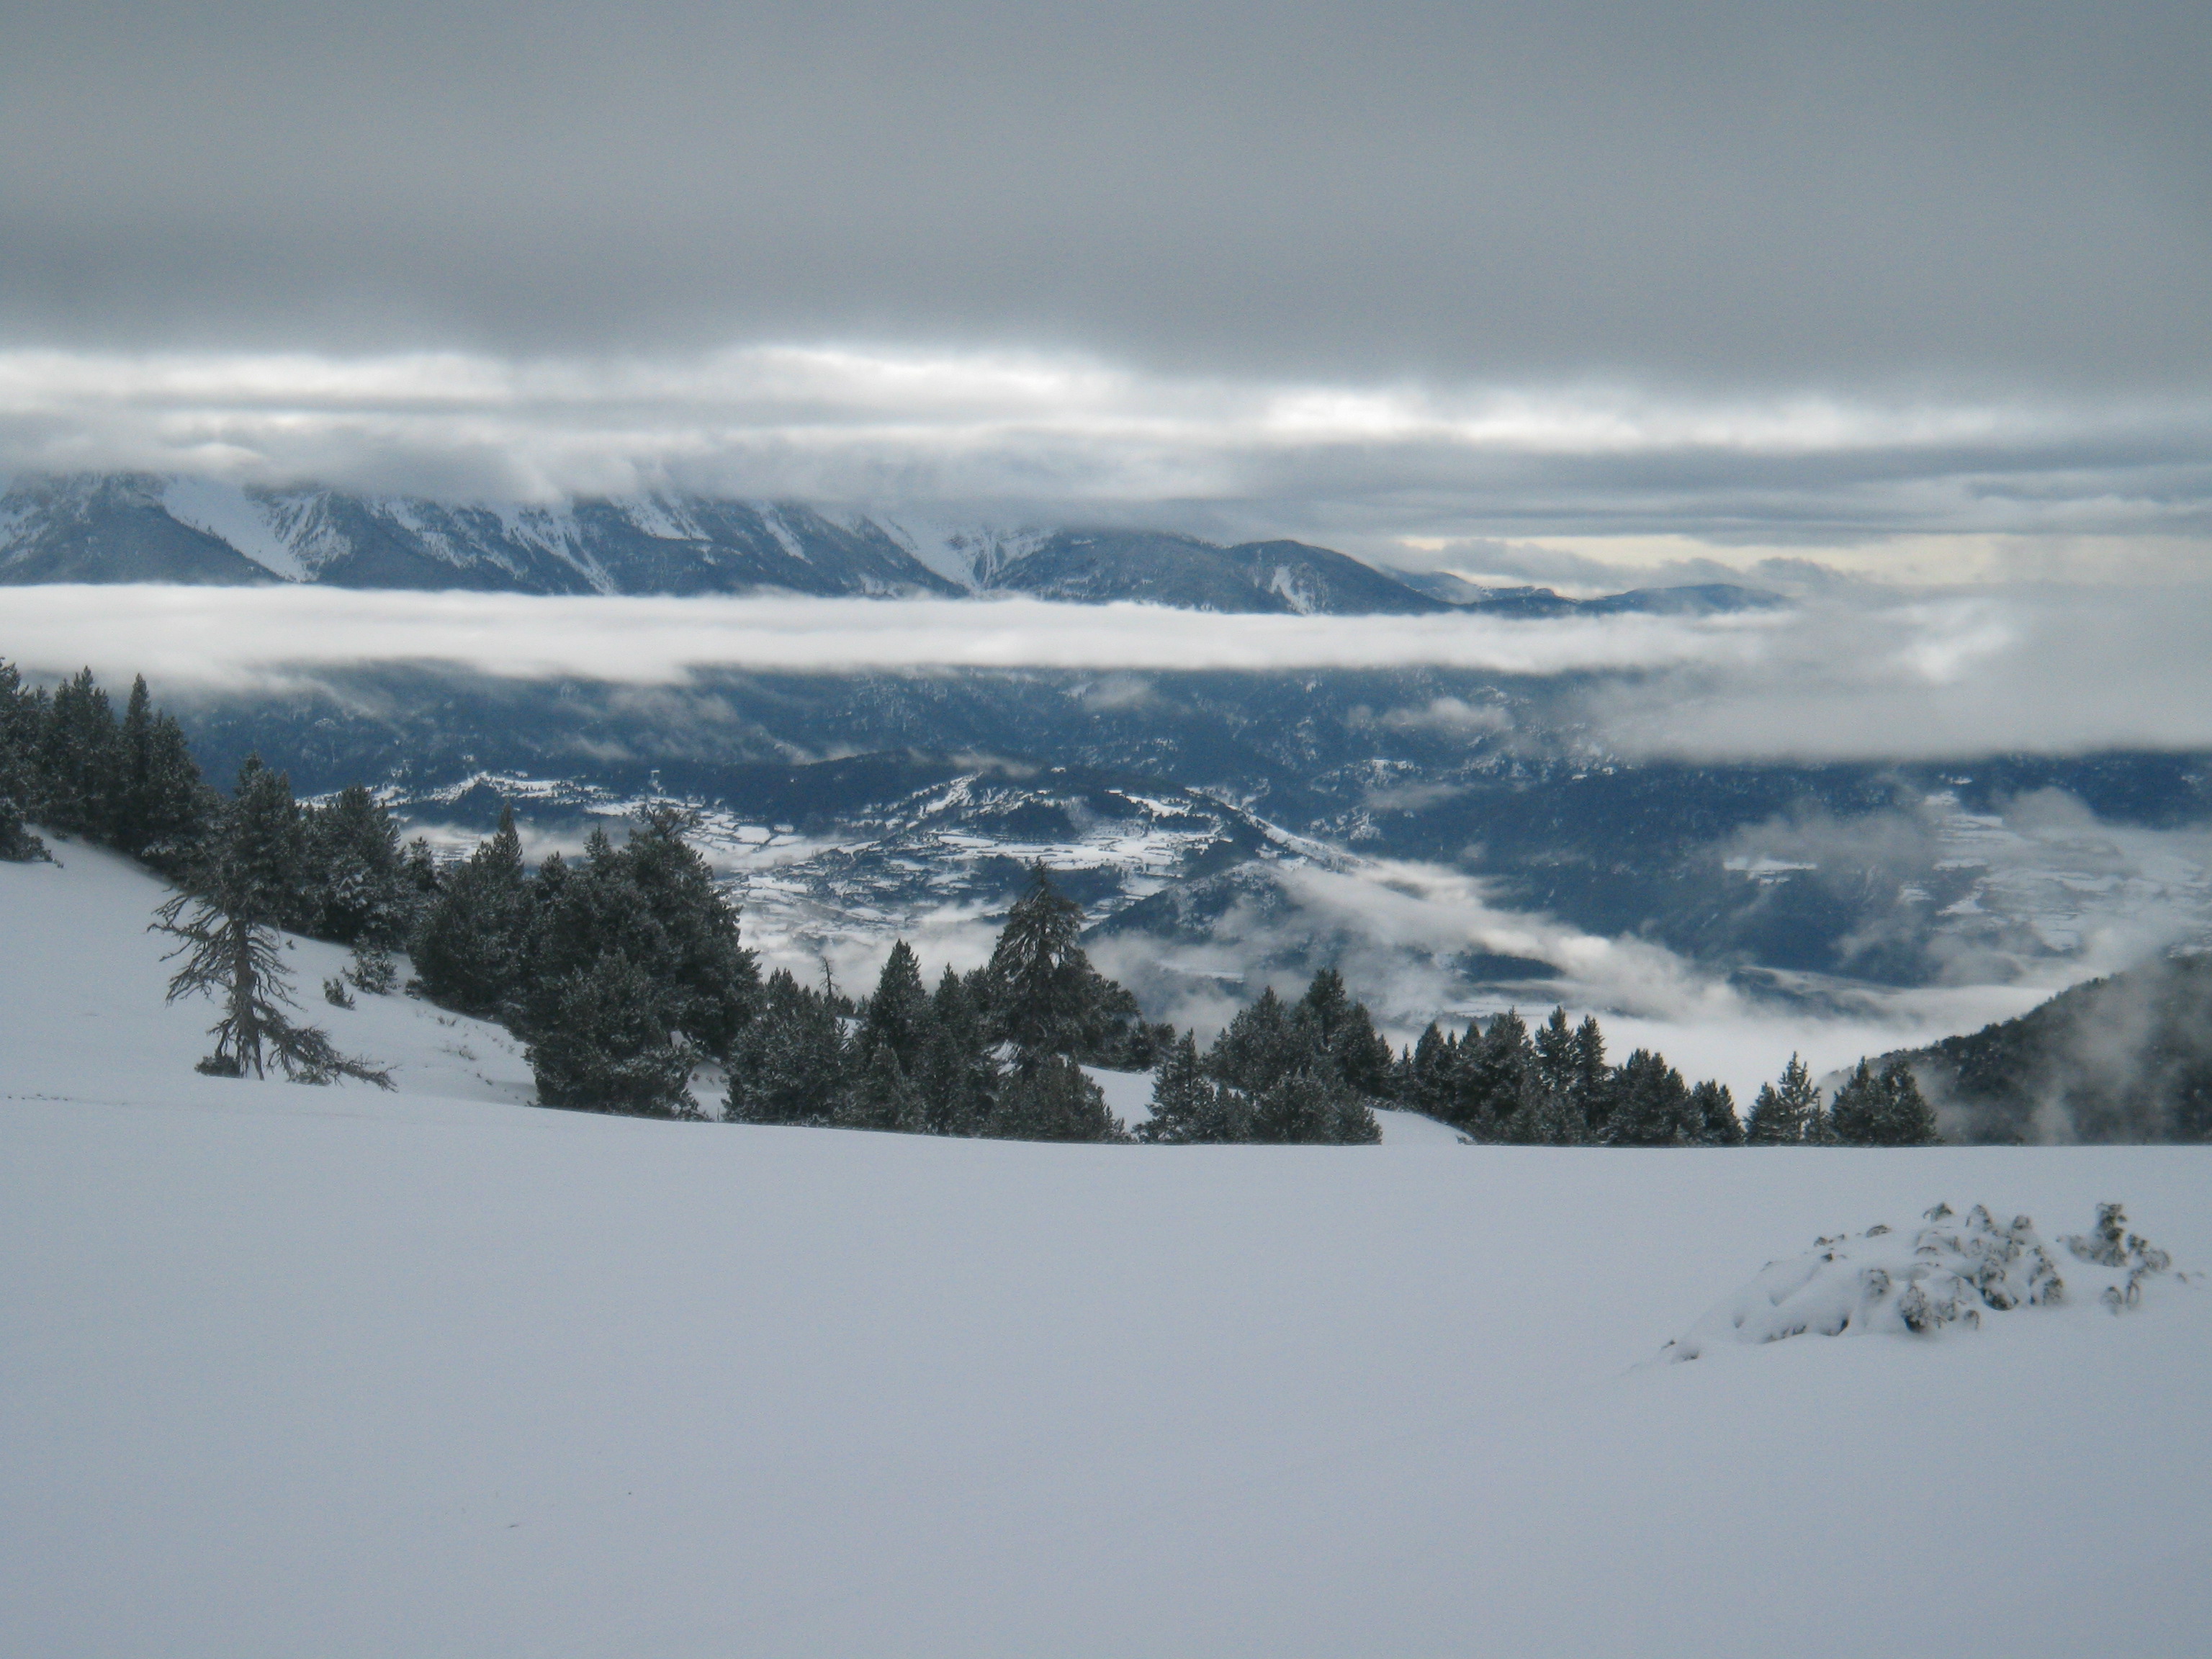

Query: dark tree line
4;659;1941;1143
408;802;760;1117
1391;1004;1741;1145
1;663;207;871
721;870;1161;1141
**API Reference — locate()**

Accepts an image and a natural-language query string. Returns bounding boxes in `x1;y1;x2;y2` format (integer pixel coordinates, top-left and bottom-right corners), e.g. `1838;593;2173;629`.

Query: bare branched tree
152;891;392;1087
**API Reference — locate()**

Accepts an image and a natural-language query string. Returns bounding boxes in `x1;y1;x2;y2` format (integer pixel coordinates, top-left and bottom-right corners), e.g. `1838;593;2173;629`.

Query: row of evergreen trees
0;664;206;869
1;659;1941;1146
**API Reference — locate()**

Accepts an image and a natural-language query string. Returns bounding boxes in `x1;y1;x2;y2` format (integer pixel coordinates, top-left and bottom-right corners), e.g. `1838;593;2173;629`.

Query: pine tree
410;804;532;1016
981;863;1139;1061
303;784;411;947
1506;1071;1581;1144
858;940;932;1074
1458;1010;1532;1140
1745;1053;1818;1143
1569;1015;1614;1139
1401;1022;1460;1121
1293;968;1396;1096
725;968;848;1125
609;804;758;1058
0;662;44;860
1532;1007;1578;1098
1207;986;1303;1095
839;1043;925;1133
1605;1048;1696;1146
0;785;44;862
1688;1079;1743;1145
984;862;1087;1052
1872;1061;1940;1145
1138;1032;1217;1143
986;1053;1128;1142
1830;1058;1940;1146
35;668;124;839
217;757;310;924
526;949;698;1117
914;966;997;1136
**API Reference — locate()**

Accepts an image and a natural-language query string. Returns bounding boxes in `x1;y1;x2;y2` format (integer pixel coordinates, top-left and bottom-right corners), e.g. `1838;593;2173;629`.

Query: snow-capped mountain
0;475;963;598
0;472;1773;616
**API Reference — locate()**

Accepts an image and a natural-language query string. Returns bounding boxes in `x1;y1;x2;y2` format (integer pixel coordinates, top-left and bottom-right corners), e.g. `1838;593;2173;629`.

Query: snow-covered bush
1668;1201;2183;1361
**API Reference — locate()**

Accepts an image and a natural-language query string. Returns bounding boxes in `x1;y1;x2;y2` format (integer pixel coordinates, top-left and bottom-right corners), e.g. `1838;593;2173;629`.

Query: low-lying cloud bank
0;583;1776;685
6;581;2211;763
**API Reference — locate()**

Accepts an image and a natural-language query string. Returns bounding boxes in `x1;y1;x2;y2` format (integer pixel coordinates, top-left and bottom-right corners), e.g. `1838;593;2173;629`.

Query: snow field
4;846;2210;1658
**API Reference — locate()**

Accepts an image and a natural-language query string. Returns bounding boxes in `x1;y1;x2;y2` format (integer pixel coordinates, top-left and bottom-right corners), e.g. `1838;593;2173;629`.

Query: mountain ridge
0;472;1779;618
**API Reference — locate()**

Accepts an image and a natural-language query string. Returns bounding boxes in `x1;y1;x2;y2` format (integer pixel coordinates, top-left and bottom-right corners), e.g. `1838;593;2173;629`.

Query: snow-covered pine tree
526;948;698;1117
725;967;848;1125
303;784;412;948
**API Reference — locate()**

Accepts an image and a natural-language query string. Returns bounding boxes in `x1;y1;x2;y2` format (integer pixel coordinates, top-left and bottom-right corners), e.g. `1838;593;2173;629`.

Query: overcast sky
4;1;2208;568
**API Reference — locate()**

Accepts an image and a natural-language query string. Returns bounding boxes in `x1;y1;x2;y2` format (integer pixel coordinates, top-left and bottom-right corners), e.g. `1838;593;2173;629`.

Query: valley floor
4;848;2208;1658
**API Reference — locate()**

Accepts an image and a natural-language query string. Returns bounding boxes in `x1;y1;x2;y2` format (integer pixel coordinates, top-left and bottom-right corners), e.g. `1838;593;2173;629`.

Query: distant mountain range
0;473;1779;618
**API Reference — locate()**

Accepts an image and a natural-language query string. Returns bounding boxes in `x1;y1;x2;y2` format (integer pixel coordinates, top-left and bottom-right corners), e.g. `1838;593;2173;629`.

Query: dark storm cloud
4;1;2208;391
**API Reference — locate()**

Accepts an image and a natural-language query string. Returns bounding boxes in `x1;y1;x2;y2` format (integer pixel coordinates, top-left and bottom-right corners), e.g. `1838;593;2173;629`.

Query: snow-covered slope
0;837;534;1107
4;844;2209;1659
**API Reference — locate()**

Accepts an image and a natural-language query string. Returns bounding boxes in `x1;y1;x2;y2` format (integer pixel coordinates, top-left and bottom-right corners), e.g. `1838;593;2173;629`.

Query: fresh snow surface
4;847;2211;1659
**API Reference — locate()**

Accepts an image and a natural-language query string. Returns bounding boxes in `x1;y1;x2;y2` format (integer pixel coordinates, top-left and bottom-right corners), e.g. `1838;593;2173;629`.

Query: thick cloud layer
6;2;2208;395
3;347;2208;554
6;581;2211;762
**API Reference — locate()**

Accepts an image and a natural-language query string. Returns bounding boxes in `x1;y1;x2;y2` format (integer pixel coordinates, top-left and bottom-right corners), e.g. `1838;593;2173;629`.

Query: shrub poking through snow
1667;1201;2182;1360
2061;1203;2175;1311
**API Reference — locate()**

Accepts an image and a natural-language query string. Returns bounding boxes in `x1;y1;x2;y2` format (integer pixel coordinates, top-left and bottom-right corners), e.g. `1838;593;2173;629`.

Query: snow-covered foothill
1669;1200;2185;1359
5;836;2212;1659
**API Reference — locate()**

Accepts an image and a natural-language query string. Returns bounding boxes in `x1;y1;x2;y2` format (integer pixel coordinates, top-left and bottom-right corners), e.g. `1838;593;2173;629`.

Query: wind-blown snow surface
4;850;2210;1658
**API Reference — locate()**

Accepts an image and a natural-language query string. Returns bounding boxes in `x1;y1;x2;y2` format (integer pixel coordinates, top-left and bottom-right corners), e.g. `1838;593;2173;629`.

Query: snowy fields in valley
4;846;2209;1658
